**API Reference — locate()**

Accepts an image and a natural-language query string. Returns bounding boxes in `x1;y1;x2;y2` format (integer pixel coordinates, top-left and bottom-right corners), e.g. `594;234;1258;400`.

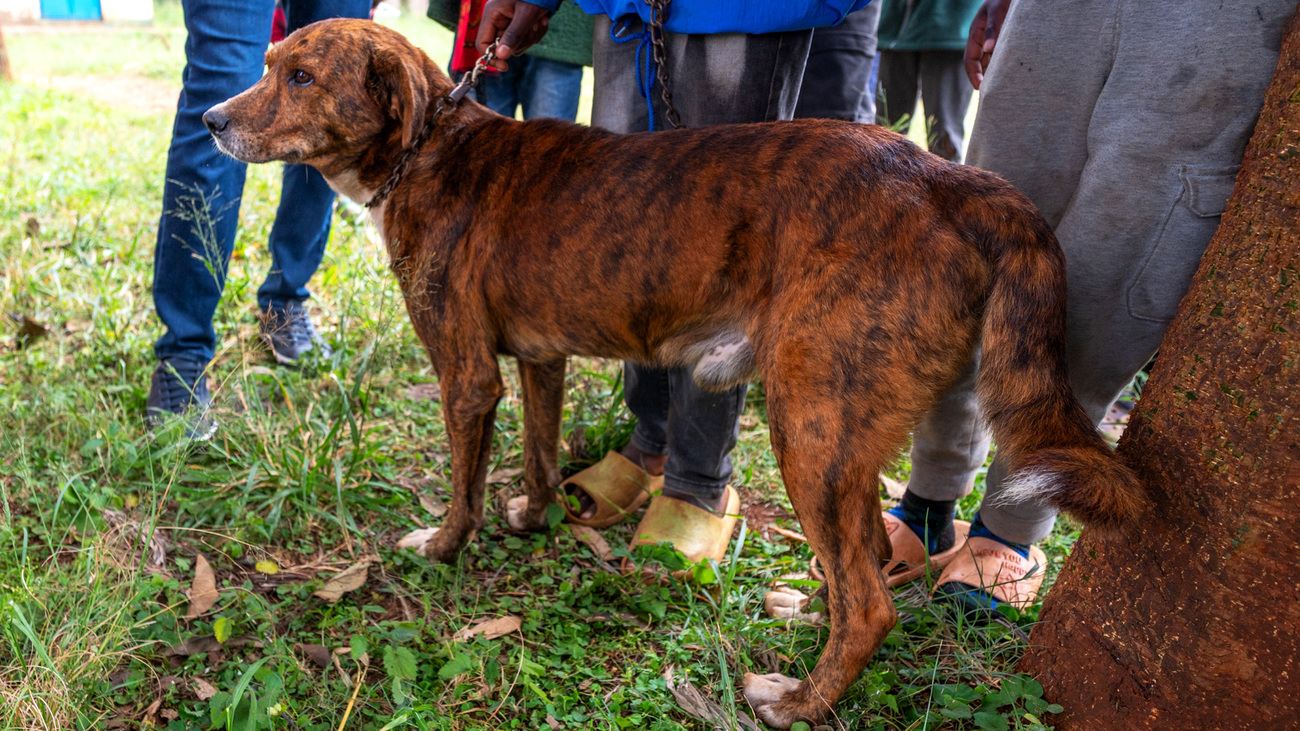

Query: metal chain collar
646;0;683;129
367;41;500;209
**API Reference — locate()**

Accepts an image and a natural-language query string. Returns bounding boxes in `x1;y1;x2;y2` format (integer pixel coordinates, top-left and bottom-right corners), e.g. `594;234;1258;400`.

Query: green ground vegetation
2;4;1082;729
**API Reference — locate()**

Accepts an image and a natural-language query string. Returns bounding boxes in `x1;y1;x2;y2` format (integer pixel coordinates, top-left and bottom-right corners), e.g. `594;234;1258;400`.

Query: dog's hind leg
417;347;503;563
507;358;567;532
742;347;907;728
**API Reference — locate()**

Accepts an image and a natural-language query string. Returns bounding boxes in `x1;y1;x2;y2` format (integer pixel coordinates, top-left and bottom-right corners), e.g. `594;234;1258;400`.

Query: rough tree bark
1018;8;1300;730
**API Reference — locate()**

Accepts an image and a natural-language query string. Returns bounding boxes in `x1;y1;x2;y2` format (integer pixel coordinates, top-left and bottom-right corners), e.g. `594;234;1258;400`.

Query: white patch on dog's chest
324;170;385;238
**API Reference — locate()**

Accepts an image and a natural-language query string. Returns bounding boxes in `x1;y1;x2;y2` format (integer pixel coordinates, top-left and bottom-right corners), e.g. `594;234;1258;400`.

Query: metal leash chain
367;41;499;209
646;0;683;130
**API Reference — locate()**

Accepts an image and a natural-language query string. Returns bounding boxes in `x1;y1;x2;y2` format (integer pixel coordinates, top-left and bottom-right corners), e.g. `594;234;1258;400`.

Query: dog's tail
953;176;1146;534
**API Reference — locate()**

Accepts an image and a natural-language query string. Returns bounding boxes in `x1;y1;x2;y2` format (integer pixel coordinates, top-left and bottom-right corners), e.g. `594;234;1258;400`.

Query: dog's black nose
203;108;230;135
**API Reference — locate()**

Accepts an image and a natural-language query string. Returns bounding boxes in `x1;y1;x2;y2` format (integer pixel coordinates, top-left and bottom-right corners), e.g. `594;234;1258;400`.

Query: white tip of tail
994;468;1062;508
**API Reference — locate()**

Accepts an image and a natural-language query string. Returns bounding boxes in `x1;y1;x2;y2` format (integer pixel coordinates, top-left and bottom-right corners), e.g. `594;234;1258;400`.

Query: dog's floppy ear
371;42;430;150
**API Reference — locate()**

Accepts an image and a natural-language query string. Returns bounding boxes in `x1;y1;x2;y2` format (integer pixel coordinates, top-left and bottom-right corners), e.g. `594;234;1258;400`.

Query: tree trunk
0;26;12;82
1018;8;1300;730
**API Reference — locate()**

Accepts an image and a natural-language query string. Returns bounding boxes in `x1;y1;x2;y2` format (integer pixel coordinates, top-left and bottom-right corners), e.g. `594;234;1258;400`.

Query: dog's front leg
508;358;567;532
419;349;503;563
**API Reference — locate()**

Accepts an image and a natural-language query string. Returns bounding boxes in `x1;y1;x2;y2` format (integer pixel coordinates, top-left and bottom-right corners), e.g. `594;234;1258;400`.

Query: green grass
1;4;1078;729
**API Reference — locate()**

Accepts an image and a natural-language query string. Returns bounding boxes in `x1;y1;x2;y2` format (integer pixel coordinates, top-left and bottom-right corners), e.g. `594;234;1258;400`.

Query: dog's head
205;19;450;173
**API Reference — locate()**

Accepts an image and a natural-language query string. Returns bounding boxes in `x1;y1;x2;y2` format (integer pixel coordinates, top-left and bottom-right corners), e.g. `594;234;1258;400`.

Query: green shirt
877;0;983;52
427;0;594;67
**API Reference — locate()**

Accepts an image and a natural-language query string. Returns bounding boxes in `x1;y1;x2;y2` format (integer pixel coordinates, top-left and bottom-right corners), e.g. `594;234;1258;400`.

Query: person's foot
259;300;331;364
145;357;216;440
932;516;1046;622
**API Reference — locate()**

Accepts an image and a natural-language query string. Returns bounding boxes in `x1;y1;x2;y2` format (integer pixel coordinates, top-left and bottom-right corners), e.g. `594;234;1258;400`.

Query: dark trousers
152;0;371;363
877;48;972;161
592;16;812;499
795;3;882;123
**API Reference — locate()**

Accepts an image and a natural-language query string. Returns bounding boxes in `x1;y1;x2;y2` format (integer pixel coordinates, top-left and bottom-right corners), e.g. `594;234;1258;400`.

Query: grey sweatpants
592;16;812;499
909;0;1294;544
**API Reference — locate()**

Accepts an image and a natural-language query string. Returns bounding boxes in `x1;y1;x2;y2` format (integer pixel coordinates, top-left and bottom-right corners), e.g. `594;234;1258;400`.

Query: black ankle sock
888;491;957;554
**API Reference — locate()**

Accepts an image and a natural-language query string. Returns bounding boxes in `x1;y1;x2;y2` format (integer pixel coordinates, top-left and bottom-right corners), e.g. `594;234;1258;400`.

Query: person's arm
964;0;1012;90
476;0;557;71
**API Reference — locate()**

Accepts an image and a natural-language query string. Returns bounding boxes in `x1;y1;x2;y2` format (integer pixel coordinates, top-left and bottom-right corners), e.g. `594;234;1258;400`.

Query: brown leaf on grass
419;493;448;518
663;666;762;731
24;217;40;236
10;314;49;349
570;525;615;562
453;615;522;642
487;467;523;484
545;715;562;730
312;559;370;602
185;554;218;618
403;382;441;401
295;643;332;668
164;635;260;657
192;678;217;701
141;699;161;722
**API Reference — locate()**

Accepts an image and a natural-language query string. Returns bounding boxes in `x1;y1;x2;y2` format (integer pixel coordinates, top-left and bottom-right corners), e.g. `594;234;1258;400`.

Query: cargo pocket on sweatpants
1126;165;1239;323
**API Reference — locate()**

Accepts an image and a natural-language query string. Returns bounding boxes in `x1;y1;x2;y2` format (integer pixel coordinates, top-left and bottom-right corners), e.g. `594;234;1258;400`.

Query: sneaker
145;357;216;440
259;300;331;364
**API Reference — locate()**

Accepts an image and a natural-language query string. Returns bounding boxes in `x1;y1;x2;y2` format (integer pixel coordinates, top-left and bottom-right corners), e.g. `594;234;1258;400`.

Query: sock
887;491;956;554
968;513;1032;559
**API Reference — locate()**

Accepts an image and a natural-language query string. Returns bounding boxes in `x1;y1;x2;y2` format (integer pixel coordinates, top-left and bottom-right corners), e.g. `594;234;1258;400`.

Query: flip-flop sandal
933;537;1048;622
560;451;662;528
881;512;972;589
624;485;740;570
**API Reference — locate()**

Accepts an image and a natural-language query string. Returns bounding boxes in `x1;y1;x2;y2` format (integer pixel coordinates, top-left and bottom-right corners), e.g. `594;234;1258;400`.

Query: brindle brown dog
205;19;1145;727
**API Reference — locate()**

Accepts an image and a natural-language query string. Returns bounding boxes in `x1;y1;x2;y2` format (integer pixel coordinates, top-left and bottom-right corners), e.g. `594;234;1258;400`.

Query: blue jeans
152;0;370;363
460;55;584;121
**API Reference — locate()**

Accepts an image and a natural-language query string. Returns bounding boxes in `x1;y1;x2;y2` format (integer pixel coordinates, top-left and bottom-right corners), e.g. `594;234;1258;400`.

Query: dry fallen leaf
11;314;49;349
454;615;522;642
570;525;615;562
192;678;217;701
880;474;907;500
419;493;448;518
486;467;523;484
295;643;332;668
663;666;761;731
312;559;370;602
164;635;260;657
185;554;218;619
142;698;161;722
403;382;441;401
24;217;40;236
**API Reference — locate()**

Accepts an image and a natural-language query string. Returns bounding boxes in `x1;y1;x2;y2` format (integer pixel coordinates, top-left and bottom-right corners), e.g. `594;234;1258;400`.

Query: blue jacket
520;0;873;35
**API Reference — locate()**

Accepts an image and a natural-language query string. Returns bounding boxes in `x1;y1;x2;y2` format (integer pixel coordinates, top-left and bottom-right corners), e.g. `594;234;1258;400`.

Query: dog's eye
290;69;314;86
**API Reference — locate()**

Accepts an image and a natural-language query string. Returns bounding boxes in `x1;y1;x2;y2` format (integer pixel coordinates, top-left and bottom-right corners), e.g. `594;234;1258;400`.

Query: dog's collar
367;43;499;210
366;103;443;210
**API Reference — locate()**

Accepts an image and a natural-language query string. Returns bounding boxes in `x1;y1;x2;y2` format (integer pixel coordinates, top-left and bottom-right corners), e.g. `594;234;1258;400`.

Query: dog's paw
764;587;825;626
396;527;439;556
742;673;805;728
506;496;531;531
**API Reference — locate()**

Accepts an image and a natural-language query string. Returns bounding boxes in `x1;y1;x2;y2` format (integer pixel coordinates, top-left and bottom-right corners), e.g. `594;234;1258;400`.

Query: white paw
396;527;439;556
506;495;530;531
743;673;803;727
764;587;825;626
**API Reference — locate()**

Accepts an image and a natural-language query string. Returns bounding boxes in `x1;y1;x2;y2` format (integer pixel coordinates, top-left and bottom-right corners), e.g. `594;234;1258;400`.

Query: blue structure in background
39;0;102;20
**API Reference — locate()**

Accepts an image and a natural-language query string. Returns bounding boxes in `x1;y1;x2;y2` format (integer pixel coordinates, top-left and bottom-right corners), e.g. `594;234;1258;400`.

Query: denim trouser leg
594;17;811;500
153;0;274;363
256;162;335;309
153;0;370;363
471;62;523;117
518;56;584;121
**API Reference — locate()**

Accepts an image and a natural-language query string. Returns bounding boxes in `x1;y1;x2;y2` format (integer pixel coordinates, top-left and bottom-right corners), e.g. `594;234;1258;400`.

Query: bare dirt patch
18;72;178;116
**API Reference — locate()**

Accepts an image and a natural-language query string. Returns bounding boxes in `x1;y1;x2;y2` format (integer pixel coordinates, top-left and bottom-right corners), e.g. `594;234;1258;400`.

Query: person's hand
964;0;1012;90
477;0;553;71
